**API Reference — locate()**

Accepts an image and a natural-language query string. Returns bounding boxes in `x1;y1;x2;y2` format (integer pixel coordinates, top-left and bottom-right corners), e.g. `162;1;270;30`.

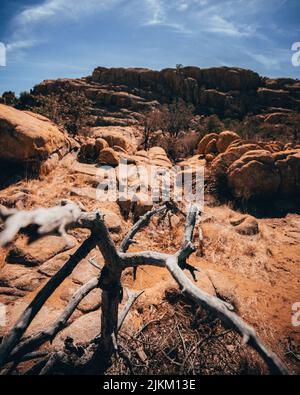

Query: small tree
175;64;184;73
142;109;163;149
17;91;93;136
2;91;17;106
238;115;260;140
161;99;194;138
141;100;195;160
16;91;39;110
205;114;224;134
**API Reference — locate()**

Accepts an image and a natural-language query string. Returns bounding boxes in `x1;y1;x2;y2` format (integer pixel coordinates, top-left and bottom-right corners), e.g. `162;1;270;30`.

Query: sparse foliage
142;109;162;149
176;64;184;73
16;91;93;136
1;91;17;106
141;99;195;159
205;114;224;134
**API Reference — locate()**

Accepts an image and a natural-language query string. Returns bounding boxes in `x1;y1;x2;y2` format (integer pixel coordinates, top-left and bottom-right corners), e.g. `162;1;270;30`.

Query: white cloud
140;0;262;37
178;2;189;12
10;0;262;38
249;53;280;69
8;0;123;55
6;0;287;59
14;0;118;25
6;40;38;52
202;15;256;37
144;0;165;25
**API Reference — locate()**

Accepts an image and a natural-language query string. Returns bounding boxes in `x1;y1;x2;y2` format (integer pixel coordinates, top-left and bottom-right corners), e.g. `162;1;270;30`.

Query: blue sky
0;0;299;94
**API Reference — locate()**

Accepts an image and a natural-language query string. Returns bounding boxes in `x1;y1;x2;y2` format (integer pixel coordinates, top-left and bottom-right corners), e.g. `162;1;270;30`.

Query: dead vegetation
109;289;264;375
0;201;288;375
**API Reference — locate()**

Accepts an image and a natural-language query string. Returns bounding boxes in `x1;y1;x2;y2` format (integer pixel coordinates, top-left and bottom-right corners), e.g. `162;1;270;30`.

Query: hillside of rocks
31;66;300;118
6;66;297;145
0;65;299;375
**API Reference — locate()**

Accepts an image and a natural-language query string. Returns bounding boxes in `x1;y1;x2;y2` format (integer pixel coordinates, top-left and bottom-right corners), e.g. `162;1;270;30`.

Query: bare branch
134;313;167;338
120;205;167;253
0;201;83;246
165;255;288;375
88;258;103;271
121;251;169;268
0;201;288;375
118;289;144;331
0;236;97;367
7;277;99;363
39;351;64;375
177;203;199;262
120;204;287;374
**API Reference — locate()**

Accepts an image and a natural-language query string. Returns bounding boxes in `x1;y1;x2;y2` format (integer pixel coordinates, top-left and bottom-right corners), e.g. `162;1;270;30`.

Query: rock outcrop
210;140;300;200
98;147;120;166
227;150;281;200
6;235;77;267
197;131;241;159
30;66;300;126
216;131;240;153
90;126;138;154
0;104;70;170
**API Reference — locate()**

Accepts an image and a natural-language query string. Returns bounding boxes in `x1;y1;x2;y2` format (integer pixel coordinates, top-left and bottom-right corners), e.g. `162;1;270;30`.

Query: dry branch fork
0;200;288;374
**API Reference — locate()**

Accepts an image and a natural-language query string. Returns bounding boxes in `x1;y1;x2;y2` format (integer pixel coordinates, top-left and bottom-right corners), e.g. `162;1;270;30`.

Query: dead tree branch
0;236;97;367
0;202;112;367
119;205;167;253
118;289;144;331
0;201;288;375
7;277;99;362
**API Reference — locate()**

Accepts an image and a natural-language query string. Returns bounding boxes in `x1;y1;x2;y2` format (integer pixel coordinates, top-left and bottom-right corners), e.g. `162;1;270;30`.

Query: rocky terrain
0;66;299;375
4;65;297;146
31;66;300;120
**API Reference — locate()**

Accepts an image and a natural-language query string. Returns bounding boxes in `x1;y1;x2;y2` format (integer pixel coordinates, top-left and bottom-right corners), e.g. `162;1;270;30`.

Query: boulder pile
200;131;300;200
78;126;138;166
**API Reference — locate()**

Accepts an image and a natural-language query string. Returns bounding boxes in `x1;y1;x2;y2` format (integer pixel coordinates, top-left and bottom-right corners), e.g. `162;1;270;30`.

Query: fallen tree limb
119;205;167;253
118;289;144;331
0;235;97;367
7;277;100;362
165;255;287;374
120;204;287;374
0;201;288;375
0;200;88;246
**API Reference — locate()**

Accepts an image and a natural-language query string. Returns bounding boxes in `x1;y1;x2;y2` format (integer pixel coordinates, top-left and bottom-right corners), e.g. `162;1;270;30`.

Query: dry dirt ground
0;153;299;374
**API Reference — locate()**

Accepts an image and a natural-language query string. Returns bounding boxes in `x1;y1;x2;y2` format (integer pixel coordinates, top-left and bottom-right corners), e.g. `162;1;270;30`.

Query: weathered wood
8;277;99;362
0;201;83;246
165;255;287;375
0;236;97;366
118;289;144;331
0;201;288;375
120;203;287;374
119;205;167;253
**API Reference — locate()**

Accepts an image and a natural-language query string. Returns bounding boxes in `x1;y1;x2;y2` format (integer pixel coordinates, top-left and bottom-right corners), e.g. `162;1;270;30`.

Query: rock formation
29;66;300;127
207;131;300;201
0;104;72;177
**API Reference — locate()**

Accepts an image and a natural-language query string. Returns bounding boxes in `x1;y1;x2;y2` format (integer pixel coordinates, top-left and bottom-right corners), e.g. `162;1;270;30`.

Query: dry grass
108;289;265;375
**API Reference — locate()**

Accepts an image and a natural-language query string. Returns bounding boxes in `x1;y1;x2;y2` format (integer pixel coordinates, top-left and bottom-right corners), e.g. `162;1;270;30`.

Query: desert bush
16;91;93;136
205;114;224;134
141;99;196;160
16;91;39;110
142;108;163;149
1;91;17;106
161;99;195;139
237;116;260;140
